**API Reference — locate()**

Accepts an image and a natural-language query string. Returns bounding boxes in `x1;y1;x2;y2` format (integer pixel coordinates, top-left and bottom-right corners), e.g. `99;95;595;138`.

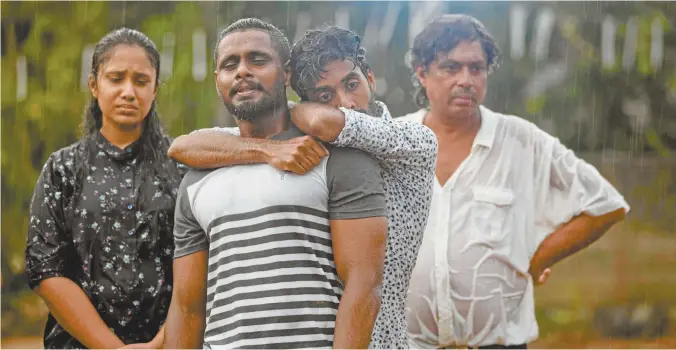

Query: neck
99;121;143;149
237;105;291;139
424;104;481;138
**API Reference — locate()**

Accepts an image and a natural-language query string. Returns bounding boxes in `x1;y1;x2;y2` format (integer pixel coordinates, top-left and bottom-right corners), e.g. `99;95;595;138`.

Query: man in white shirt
402;14;630;349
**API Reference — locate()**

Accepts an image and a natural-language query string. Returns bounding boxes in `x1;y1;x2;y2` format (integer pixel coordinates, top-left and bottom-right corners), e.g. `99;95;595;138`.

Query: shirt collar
412;105;498;149
270;123;305;141
474;105;498;149
93;130;143;162
373;101;392;120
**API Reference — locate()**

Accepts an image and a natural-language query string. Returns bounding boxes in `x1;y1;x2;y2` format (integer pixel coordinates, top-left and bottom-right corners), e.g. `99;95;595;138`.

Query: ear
88;74;98;98
366;69;376;92
284;60;291;87
415;65;428;89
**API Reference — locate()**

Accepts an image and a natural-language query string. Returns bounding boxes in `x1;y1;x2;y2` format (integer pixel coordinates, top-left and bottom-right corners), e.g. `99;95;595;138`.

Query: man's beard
222;79;287;122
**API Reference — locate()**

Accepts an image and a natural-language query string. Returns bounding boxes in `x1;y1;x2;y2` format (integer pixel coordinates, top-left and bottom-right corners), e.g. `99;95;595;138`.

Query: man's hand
264;136;328;175
119;324;164;349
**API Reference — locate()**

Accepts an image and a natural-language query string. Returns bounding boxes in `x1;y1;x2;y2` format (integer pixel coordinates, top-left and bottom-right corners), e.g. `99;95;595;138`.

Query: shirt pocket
470;186;515;247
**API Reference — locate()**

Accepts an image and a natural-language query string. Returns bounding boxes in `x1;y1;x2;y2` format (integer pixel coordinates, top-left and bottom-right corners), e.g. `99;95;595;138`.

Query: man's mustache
451;89;477;101
230;81;264;97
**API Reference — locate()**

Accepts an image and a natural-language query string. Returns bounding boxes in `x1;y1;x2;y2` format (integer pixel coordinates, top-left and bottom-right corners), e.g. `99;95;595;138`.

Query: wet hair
408;14;501;108
75;27;181;218
290;25;370;101
213;18;291;67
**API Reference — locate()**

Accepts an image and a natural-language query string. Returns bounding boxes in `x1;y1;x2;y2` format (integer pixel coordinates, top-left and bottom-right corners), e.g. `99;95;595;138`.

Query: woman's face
90;44;157;131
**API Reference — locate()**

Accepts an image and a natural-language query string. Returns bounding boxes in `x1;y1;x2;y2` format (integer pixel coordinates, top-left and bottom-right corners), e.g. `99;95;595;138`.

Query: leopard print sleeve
335;102;438;193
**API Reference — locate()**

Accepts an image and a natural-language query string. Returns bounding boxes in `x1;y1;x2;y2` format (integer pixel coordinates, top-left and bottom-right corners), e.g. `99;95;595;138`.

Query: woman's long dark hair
73;28;181;218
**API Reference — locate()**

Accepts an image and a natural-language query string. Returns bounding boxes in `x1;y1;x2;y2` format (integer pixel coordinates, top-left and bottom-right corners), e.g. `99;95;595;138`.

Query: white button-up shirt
401;106;630;348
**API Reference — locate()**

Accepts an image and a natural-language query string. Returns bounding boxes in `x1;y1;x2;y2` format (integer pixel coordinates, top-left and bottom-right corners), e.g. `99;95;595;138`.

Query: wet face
308;59;378;115
416;40;488;119
214;30;289;121
90;44;157;131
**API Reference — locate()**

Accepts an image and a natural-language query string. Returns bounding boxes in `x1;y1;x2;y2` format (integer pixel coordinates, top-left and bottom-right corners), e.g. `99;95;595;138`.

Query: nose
335;90;357;110
235;61;253;79
120;80;136;101
456;67;473;89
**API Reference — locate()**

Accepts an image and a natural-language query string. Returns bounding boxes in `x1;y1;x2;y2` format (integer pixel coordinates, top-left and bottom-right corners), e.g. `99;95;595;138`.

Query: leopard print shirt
335;101;437;349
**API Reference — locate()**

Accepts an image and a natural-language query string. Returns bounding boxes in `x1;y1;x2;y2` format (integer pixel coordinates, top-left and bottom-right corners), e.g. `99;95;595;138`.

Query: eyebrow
340;71;361;84
103;70;151;78
438;59;487;66
309;85;335;95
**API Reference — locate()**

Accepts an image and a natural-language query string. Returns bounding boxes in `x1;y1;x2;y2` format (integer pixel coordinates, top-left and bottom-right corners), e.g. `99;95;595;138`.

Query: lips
231;81;261;97
236;88;258;97
116;104;138;115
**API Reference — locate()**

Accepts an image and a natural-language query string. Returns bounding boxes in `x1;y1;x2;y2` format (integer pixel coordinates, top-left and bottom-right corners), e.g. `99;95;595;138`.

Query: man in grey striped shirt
169;25;437;348
162;19;388;349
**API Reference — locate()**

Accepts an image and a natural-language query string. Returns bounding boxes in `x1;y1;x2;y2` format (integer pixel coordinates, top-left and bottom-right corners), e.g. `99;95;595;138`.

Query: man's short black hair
290;25;370;101
213;18;291;66
408;14;501;108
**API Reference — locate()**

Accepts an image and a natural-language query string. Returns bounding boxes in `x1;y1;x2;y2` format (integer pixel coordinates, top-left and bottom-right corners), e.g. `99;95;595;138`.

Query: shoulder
486;106;556;146
328;146;381;165
178;168;214;191
189;126;240;136
326;147;383;178
42;140;87;174
395;109;435;134
396;108;427;123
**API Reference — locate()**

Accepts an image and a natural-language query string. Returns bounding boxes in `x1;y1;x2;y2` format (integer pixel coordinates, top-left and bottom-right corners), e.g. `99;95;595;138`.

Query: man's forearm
35;277;125;348
163;253;208;349
291;102;438;194
168;132;269;169
333;280;381;349
163;297;206;348
530;208;626;273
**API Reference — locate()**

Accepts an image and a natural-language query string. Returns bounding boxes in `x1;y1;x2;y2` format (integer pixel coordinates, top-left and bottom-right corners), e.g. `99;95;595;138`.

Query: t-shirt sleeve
173;170;209;258
326;147;388;220
189;126;241;136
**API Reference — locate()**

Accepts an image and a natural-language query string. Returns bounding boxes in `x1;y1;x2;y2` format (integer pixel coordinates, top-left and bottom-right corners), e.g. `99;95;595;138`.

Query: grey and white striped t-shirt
173;126;387;349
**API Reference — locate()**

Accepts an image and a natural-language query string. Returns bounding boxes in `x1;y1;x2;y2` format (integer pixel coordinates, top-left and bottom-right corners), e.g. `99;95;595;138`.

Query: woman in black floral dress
25;28;185;349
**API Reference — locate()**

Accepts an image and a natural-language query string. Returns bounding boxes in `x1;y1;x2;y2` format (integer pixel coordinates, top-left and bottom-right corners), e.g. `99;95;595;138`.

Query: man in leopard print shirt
169;24;438;349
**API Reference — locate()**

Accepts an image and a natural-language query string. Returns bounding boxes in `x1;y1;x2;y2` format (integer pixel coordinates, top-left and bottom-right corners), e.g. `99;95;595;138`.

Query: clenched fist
263;136;329;175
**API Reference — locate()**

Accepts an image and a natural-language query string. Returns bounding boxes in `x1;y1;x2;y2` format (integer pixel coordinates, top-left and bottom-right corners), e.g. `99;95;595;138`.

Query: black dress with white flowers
25;131;186;348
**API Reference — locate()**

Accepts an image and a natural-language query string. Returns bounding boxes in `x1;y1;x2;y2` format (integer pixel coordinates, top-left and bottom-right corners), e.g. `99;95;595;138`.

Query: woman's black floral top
25;131;186;348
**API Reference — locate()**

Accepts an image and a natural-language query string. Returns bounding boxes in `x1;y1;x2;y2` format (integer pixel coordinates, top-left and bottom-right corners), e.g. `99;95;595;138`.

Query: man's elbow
367;280;384;316
590;207;627;237
167;136;190;161
346;269;384;300
604;207;627;225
